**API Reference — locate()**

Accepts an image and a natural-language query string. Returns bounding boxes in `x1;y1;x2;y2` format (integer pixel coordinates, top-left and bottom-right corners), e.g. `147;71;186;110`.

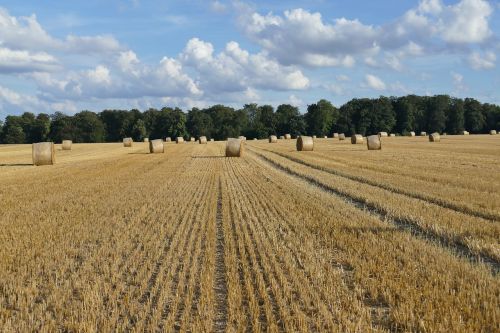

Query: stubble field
0;135;499;332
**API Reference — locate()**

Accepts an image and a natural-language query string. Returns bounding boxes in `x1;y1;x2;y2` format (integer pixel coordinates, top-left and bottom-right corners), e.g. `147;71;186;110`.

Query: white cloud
364;74;386;91
441;0;492;43
288;94;303;107
87;65;111;85
451;71;467;93
468;51;496;69
0;47;59;73
0;85;47;115
336;74;350;82
418;0;443;14
239;8;378;67
180;38;309;93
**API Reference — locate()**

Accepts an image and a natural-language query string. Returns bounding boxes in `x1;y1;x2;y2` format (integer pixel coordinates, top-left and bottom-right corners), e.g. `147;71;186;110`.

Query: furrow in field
253;145;500;222
248;146;500;270
228;157;380;331
242;147;499;331
213;178;228;333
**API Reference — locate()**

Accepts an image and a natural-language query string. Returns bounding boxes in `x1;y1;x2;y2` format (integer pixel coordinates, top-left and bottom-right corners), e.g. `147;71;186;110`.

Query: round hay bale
323;135;328;139
490;130;497;135
210;138;214;142
62;140;72;150
408;131;416;137
143;138;149;142
238;136;246;141
176;137;184;144
269;135;278;143
429;132;440;142
33;142;55;166
199;136;207;144
312;135;317;139
367;135;381;150
351;134;364;144
189;137;195;142
461;130;469;135
123;137;133;147
284;134;291;140
420;131;427;136
149;139;164;153
333;133;339;138
339;133;346;140
378;132;388;137
279;135;285;140
389;133;396;137
165;137;172;142
296;136;314;151
253;138;258;140
226;138;243;157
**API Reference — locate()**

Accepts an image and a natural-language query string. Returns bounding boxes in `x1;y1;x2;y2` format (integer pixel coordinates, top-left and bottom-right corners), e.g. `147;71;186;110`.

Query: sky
0;0;499;119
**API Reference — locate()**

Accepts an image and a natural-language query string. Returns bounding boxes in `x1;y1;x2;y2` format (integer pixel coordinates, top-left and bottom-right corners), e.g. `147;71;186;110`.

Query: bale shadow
191;155;225;159
0;163;33;167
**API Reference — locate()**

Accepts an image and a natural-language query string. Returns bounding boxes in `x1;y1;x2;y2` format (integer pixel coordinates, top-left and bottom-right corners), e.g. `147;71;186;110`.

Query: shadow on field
341;226;397;235
0;163;33;167
191;156;225;159
127;152;149;155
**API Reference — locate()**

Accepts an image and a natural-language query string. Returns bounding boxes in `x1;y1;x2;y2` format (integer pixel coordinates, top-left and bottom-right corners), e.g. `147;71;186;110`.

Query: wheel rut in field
253;146;500;223
249;149;500;275
213;178;228;333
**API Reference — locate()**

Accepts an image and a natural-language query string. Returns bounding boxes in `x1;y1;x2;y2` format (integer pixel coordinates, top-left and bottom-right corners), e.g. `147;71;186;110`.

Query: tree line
1;95;499;144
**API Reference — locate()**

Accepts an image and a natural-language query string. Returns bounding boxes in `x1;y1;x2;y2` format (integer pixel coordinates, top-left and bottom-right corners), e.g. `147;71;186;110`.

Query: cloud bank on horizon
0;0;498;118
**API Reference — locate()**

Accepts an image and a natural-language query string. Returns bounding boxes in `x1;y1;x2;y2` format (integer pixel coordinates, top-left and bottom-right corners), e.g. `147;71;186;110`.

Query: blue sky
0;0;499;119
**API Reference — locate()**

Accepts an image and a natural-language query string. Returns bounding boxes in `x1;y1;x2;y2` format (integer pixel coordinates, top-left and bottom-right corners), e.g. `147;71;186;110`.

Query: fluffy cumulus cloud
180;38;309;94
239;0;495;71
468;51;496;69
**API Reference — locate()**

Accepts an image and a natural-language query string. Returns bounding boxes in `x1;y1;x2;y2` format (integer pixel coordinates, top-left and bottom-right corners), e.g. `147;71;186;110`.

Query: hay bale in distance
226;138;243;157
312;135;317;139
238;136;246;141
351;134;364;144
323;135;328;139
33;142;55;166
62;140;72;150
367;135;381;150
149;139;164;153
199;136;207;144
389;133;396;137
296;136;314;151
176;137;184;144
143;138;149;142
165;137;172;142
429;132;440;142
123;137;133;147
420;131;427;136
378;132;388;137
269;135;278;143
279;135;285;140
333;133;339;138
284;134;291;140
490;130;497;135
210;138;215;142
462;130;469;135
339;133;346;140
409;131;416;137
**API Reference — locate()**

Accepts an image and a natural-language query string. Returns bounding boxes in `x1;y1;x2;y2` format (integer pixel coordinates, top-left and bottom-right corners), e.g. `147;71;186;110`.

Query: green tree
483;104;500;132
464;98;485;133
205;105;240;140
426;95;449;133
187;108;214;139
30;113;51;142
393;96;416;134
49;112;74;143
446;98;465;134
131;119;147;141
72;111;105;143
370;97;395;134
1;116;26;143
304;99;336;136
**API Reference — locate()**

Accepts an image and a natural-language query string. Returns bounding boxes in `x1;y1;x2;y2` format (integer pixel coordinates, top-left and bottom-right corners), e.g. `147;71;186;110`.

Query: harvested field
0;136;499;332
